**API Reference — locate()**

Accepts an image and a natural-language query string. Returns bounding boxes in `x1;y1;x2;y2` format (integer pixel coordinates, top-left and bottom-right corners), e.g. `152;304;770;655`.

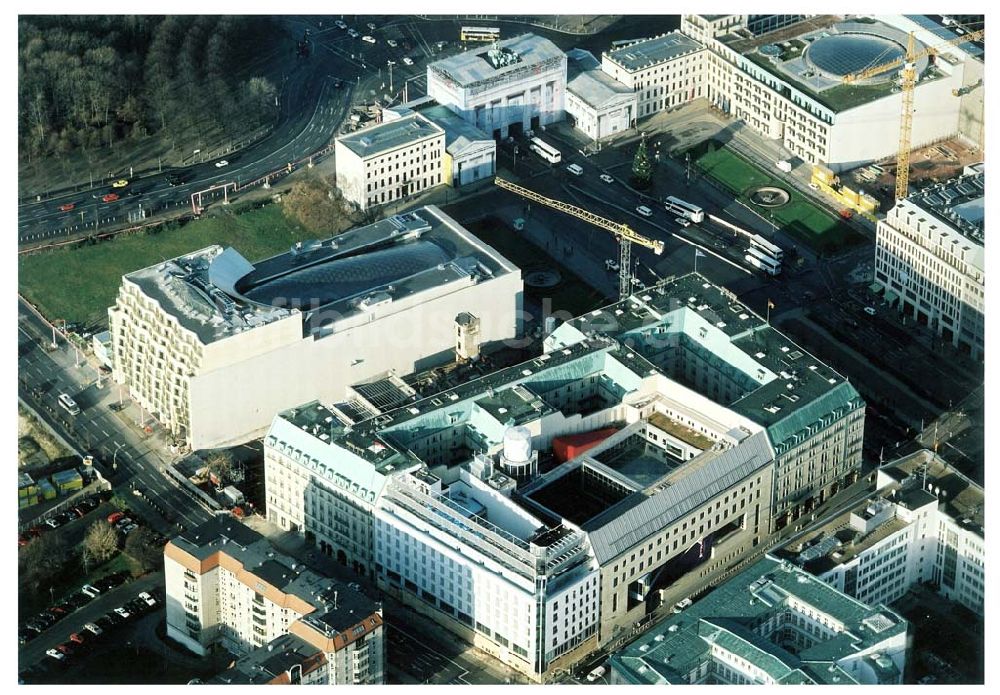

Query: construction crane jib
493;177;664;301
841;28;984;201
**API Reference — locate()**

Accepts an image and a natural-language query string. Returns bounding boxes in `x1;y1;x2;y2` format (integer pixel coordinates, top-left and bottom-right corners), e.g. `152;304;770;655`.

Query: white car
587;666;606;682
138;591;157;607
81;584;101;598
673;597;693;613
599;174;615;184
83;622;104;636
215;160;229;168
808;182;820;190
605;259;619;271
402;56;414;66
114;606;131;619
387;39;398;47
366;22;376;30
334;20;346;29
674;217;691;228
348;28;359;38
863;306;877;316
362;35;376;44
46;648;67;661
636;205;653;217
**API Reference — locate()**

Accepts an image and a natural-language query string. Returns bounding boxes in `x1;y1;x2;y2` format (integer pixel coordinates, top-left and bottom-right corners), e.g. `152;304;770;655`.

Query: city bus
58;393;81;415
663;196;705;223
529;137;562;164
749;233;784;262
460;26;501;42
745;246;782;275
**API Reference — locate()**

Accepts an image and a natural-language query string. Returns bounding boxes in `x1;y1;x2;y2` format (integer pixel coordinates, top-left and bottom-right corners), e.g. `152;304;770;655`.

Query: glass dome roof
805;33;905;79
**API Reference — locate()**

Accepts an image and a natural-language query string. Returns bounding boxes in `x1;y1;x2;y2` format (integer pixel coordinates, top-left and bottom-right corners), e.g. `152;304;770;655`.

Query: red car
55;643;74;655
107;511;124;525
69;632;86;645
58;202;76;212
18;534;30;547
102;193;119;203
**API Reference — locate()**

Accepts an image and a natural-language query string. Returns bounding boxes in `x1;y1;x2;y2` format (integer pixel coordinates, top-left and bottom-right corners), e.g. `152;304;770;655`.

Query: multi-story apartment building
874;169;985;359
428;33;567;139
334;113;445;211
609;555;909;684
108;207;522;449
565;49;638;141
264;273;862;679
680;14;983;170
600;32;706;119
164;518;385;684
789;449;984;616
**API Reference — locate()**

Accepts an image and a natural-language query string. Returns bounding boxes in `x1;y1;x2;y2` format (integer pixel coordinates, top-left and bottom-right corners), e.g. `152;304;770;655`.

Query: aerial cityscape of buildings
17;11;985;687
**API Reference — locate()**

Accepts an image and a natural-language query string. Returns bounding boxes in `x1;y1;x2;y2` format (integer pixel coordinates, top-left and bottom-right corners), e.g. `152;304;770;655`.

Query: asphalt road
17;16;360;246
18;299;213;536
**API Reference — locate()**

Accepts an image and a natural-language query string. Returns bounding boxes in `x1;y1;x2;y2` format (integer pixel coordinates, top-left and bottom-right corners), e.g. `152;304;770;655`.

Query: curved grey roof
240;239;452;309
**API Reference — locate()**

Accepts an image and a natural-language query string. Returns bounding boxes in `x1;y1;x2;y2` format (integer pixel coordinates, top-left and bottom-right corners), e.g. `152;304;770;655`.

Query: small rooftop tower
499;426;538;485
455;312;481;361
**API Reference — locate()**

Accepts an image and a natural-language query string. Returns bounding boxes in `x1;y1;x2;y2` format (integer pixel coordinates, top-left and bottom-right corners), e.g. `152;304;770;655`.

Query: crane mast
493;177;664;301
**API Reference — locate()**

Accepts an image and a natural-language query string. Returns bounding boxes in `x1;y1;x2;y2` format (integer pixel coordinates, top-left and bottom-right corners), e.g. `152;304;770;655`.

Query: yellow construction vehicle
494;177;664;301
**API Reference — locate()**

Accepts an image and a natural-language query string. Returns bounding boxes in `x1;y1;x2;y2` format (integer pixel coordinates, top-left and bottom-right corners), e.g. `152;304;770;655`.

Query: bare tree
124;527;162;574
83;520;119;568
204;450;233;486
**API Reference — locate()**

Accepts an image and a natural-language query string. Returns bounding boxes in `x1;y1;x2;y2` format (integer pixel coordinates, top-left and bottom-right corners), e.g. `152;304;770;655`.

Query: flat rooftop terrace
336;113;442;158
648;411;715;450
604;32;703;72
428;33;565;87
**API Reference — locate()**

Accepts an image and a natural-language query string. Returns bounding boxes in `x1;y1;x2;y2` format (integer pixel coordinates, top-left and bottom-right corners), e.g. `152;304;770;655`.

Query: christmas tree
631;135;653;189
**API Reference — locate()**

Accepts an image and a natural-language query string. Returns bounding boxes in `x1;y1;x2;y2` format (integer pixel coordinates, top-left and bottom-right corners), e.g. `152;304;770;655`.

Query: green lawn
693;145;865;254
18;205;316;326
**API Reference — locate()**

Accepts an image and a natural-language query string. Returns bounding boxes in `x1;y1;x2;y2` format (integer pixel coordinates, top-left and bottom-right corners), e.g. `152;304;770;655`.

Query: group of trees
19;15;280;162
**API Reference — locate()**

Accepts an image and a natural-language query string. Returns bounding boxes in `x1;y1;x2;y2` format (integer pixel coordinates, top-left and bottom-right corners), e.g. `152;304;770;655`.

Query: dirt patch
18;406;70;466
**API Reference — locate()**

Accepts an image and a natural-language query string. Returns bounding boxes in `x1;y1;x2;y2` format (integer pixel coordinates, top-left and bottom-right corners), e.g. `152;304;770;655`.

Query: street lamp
112;442;125;472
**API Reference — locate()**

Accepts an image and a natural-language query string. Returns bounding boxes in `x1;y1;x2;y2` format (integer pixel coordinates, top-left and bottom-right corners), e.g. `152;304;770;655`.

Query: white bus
529;137;561;164
58;393;81;415
663;196;705;223
460;26;501;42
745;246;781;275
749;233;784;262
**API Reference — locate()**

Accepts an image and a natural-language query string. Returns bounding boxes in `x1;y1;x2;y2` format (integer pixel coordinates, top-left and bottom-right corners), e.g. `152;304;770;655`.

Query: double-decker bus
663;196;705;223
749;233;784;262
745;246;782;275
529;137;562;164
460;26;501;42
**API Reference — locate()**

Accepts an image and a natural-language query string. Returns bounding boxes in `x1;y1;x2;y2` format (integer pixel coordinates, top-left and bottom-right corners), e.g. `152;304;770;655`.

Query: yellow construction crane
494;177;664;301
843;28;985;201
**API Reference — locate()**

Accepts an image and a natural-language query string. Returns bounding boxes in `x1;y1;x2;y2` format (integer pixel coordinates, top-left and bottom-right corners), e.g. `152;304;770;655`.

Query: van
566;163;583;176
58;393;80;415
636;205;653;217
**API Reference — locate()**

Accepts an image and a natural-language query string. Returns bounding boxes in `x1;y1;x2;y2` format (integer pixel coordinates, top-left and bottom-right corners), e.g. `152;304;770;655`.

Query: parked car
81;584;101;598
138;591;158;607
46;649;67;662
69;632;87;645
347;28;359;38
672;597;693;613
114;606;131;620
122;522;139;535
599;173;615;184
79;498;99;512
18;533;30;547
55;643;75;656
35;612;57;627
83;622;104;637
94;617;114;632
863;306;877;316
387;39;398;47
362;35;376;43
402;56;414;66
19;627;39;644
587;666;607;682
107;512;125;525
